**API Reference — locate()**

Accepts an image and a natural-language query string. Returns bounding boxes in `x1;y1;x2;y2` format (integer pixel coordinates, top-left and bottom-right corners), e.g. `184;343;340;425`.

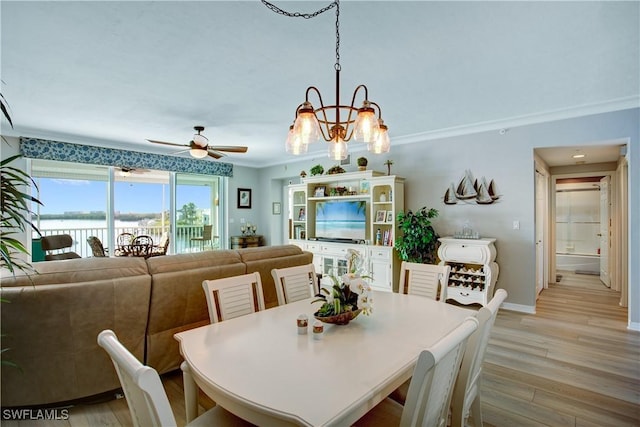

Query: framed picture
237;188;252;209
272;202;281;215
375;210;386;222
386;211;394;222
314;186;326;197
297;208;306;221
340;154;351;166
359;180;369;194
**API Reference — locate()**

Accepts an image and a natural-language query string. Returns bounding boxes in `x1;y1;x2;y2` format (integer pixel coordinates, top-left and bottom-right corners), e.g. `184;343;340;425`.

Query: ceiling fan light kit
147;125;248;160
262;0;391;160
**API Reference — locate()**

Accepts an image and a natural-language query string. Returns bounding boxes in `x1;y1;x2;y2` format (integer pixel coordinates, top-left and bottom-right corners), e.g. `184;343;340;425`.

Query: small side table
230;235;263;249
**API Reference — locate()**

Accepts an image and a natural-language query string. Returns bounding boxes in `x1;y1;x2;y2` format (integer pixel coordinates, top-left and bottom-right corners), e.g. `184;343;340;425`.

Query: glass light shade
286;127;308;155
328;138;348;160
192;134;208;147
368;123;390;154
353;107;379;143
189;148;209;159
293;108;321;145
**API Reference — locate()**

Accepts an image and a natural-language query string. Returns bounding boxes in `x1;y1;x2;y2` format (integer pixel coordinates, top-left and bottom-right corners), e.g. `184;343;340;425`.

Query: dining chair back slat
354;316;479;427
450;289;508;427
271;264;316;306
202;272;265;323
399;261;451;301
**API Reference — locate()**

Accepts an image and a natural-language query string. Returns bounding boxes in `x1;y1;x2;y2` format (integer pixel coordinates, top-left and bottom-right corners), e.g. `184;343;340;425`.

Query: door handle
597;233;602;236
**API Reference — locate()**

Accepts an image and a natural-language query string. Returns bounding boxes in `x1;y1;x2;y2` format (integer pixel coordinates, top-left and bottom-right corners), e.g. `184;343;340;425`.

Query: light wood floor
4;273;638;426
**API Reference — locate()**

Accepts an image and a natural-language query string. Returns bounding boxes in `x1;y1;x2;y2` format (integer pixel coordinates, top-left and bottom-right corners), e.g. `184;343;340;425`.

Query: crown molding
393;96;640;146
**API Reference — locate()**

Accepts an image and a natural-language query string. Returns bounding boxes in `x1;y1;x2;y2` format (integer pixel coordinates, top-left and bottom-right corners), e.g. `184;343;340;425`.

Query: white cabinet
368;246;393;292
438;237;499;306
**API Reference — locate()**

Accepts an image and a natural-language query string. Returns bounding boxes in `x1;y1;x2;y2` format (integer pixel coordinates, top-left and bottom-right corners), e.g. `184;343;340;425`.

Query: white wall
256;108;639;327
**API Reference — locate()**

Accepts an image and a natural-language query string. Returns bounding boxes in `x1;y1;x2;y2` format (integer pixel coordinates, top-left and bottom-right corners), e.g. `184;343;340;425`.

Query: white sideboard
438;237;499;306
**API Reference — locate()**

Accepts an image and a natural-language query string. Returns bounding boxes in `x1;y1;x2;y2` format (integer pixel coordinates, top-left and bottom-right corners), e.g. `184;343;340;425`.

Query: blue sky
37;178;210;214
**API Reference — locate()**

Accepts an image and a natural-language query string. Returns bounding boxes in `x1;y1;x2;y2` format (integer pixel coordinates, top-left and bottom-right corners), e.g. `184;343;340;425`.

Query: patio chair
354;317;479;427
190;225;214;251
271;264;316;306
130;235;153;258
149;233;169;257
115;232;134;256
41;234;81;260
97;330;253;427
202;272;265;324
87;236;107;257
398;261;451;301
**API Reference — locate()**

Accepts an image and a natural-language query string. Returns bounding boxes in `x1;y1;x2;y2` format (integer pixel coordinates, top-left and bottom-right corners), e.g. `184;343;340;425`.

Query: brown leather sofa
0;245;312;407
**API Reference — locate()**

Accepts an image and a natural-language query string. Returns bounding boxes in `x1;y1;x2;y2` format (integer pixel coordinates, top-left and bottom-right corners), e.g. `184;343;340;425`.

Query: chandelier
263;0;390;160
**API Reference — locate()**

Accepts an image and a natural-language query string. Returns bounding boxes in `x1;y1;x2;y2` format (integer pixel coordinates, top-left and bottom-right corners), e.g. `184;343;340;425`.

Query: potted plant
327;165;346;175
310;164;324;176
312;249;373;324
394;207;439;264
1;94;42;275
357;157;368;171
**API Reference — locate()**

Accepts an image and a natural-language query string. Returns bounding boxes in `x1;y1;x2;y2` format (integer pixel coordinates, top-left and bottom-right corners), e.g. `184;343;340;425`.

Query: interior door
535;170;546;296
599;176;610;287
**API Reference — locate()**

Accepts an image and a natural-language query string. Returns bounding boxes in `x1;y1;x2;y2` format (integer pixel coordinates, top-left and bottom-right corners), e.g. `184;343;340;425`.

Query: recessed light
572;153;585;159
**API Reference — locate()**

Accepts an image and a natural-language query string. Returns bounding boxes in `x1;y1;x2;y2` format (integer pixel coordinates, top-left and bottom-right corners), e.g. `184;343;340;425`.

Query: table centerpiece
312;249;373;325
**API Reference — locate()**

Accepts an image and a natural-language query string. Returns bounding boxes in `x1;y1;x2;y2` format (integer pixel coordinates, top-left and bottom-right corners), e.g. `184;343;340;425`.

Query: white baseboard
501;302;536;314
628;321;640;332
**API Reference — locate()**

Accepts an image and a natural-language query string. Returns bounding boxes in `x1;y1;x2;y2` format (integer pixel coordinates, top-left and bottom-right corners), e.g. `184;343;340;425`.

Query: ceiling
1;1;638;168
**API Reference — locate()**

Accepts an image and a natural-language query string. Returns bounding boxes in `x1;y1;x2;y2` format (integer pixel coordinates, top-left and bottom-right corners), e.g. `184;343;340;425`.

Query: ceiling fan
117;167;149;176
147;126;248;159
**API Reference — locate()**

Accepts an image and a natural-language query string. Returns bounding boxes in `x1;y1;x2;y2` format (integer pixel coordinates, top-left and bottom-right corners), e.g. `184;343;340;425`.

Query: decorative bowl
314;309;363;325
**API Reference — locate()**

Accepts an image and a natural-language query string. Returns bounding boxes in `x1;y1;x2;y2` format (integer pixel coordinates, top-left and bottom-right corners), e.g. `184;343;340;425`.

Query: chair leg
181;361;198;423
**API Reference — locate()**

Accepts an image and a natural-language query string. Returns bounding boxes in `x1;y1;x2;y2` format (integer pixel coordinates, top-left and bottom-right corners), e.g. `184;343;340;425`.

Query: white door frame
535;166;550;294
549;170;619;291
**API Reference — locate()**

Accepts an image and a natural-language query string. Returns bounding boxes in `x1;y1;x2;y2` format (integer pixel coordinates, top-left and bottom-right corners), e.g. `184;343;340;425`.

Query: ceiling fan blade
147;139;188;148
207;151;224;159
209;146;248;153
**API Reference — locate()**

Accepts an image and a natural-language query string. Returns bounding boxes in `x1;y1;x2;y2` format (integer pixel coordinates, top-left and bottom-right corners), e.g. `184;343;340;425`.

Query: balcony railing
35;225;219;258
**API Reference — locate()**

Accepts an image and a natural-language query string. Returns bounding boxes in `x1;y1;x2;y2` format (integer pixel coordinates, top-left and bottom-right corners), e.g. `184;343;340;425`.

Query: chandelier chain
261;0;341;70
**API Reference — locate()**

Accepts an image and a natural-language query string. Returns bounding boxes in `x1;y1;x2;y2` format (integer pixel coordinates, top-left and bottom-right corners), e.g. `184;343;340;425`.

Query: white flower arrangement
313;249;373;317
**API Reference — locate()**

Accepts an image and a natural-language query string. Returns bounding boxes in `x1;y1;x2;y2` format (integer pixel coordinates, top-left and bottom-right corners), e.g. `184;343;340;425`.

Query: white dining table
174;291;475;427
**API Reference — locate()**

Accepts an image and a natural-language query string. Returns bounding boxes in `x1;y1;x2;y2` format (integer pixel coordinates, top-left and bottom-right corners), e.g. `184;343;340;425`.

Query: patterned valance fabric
20;137;233;177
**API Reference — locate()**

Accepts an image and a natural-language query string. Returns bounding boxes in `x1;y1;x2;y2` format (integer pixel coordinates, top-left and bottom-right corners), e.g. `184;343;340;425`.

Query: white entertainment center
288;170;405;292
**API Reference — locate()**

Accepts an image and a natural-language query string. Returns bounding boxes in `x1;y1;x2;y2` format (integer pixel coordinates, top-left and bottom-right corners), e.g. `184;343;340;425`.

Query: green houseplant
394;207;439;264
1;94;42;275
310;164;324;176
357;157;368;171
1;93;42;368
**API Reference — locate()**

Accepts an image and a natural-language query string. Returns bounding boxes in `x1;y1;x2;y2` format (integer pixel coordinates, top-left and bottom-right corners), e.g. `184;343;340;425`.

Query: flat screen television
315;200;367;240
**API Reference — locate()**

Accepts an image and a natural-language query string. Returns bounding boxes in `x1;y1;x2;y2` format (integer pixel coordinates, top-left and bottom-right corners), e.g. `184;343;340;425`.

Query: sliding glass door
31;159;224;258
176;173;221;253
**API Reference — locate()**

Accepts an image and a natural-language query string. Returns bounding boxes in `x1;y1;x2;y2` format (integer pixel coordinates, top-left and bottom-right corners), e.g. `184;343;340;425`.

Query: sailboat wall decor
443;170;500;205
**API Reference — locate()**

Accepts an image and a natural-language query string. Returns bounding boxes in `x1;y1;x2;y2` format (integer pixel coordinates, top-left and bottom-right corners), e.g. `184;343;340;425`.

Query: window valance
20;137;233;177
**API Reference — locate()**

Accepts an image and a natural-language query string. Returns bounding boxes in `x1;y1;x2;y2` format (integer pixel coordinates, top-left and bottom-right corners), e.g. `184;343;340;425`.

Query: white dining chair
398;261;451;301
97;330;253;427
450;289;508;427
271;263;316;306
202;272;265;323
354;316;479;427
